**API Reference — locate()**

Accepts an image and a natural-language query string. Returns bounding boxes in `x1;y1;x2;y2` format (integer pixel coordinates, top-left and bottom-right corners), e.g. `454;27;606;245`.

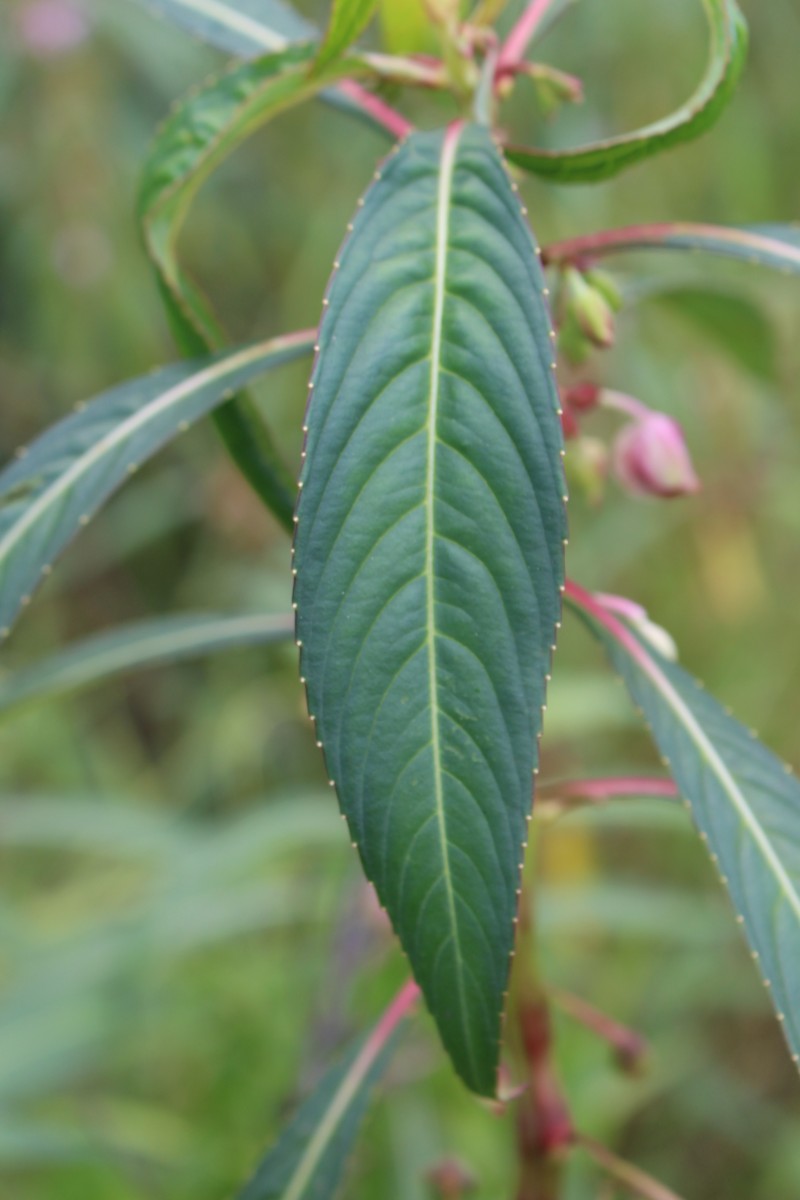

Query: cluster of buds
560;384;700;502
557;267;622;366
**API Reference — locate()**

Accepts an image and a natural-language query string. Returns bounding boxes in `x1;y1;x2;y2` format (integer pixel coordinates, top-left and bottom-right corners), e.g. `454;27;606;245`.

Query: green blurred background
1;0;799;1196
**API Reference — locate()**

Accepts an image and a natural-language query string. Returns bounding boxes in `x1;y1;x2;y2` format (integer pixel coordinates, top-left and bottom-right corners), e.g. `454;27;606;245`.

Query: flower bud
16;0;89;58
563;267;615;349
584;268;623;313
613;412;700;499
565;436;609;506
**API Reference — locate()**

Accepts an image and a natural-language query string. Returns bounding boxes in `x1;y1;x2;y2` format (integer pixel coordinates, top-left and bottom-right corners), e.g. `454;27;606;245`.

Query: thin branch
337;80;414;139
497;0;563;78
539;776;678;804
548;988;648;1072
576;1134;687;1200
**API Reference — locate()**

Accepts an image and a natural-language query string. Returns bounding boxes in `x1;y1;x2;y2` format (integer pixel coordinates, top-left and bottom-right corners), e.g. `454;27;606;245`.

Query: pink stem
366;979;420;1053
565;580;659;676
540;776;678;803
497;0;560;77
338;80;414;140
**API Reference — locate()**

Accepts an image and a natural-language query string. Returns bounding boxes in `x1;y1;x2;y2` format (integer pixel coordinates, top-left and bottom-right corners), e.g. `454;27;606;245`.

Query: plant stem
496;0;563;78
549;987;648;1072
576;1134;687;1200
538;776;678;806
338;81;414;139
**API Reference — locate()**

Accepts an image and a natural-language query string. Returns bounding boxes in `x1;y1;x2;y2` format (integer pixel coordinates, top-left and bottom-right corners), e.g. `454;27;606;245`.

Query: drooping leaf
567;582;800;1070
236;982;418;1200
646;286;777;382
543;222;800;276
316;0;379;73
0;333;313;640
138;45;375;527
0;613;293;716
128;0;317;57
504;0;748;183
293;123;567;1095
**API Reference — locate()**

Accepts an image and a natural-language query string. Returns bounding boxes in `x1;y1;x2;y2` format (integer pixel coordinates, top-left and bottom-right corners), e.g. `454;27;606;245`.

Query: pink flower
16;0;89;59
613;411;700;499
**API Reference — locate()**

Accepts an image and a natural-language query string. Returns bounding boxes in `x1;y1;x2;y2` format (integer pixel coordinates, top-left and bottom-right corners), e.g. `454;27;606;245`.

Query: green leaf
138;45;373;528
567;584;800;1070
129;0;317;57
504;0;748;183
0;612;293;716
237;982;417;1200
293;123;567;1095
0;334;313;640
647;286;777;382
316;0;379;73
543;222;800;276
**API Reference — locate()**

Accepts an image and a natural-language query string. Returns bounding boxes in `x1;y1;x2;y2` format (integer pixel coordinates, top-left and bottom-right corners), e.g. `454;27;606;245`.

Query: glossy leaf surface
316;0;379;73
568;584;800;1069
0;613;293;716
543;222;800;275
294;123;567;1094
505;0;748;182
237;982;416;1200
0;334;313;640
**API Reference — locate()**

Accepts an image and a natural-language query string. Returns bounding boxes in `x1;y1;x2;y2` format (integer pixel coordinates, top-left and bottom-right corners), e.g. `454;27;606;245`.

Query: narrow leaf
138;46;373;527
316;0;379;73
293;123;567;1094
504;0;748;183
0;334;313;639
543;222;800;276
567;582;800;1070
237;981;418;1200
0;613;293;716
128;0;317;57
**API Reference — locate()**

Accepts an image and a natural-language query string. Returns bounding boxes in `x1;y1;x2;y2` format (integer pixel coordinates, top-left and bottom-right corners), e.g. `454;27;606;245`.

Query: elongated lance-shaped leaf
316;0;379;73
126;0;391;132
237;981;418;1200
566;582;800;1070
293;123;567;1095
0;612;293;716
138;45;374;528
0;333;314;640
543;222;800;276
129;0;316;56
504;0;748;183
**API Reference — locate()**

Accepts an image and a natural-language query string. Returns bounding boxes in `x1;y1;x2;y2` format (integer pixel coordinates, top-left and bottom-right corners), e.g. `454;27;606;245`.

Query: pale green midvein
638;652;800;924
426;124;474;1068
0;340;285;567
152;0;288;49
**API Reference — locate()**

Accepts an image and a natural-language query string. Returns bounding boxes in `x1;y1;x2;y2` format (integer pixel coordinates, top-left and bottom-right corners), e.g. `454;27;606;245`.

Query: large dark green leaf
0;334;313;640
504;0;748;182
0;613;293;716
567;583;800;1070
543;222;800;275
293;123;567;1094
138;45;373;527
237;982;417;1200
128;0;316;56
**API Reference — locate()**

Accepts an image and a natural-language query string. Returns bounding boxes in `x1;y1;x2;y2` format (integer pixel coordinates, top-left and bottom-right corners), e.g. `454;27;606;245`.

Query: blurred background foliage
0;0;799;1196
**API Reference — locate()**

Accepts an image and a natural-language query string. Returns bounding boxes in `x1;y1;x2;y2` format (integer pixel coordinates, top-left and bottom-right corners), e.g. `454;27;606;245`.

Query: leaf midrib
152;0;290;50
425;121;476;1081
0;341;274;572
631;636;800;927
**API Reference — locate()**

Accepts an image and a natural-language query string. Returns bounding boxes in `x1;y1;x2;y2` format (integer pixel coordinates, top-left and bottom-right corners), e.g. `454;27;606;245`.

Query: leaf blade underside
568;587;800;1068
293;124;567;1094
504;0;748;183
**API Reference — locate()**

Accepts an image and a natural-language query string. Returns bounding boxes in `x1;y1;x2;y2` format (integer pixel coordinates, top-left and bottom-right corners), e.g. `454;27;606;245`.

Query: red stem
539;776;678;803
565;580;660;675
338;80;414;140
497;0;561;78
